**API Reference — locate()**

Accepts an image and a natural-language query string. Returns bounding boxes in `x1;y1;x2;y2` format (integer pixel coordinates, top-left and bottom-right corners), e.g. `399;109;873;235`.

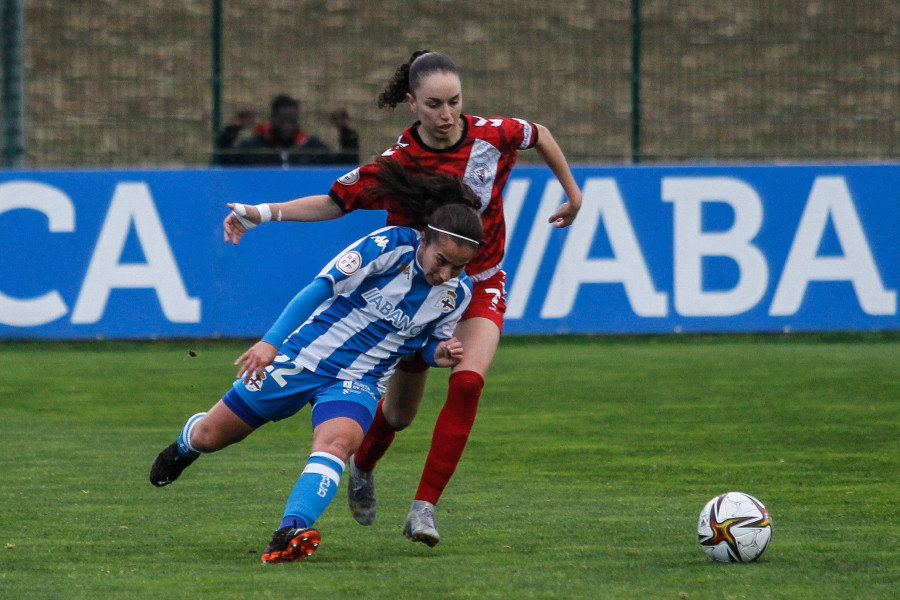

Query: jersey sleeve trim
327;189;349;213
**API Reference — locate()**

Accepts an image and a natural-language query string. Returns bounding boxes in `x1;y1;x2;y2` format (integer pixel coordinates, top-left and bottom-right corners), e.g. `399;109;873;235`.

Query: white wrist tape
230;203;257;229
231;203;282;229
257;203;272;224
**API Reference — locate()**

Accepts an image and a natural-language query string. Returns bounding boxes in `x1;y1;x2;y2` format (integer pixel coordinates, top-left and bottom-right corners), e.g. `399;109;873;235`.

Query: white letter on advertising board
0;181;73;326
506;180;567;318
71;182;200;323
770;176;895;315
541;178;667;318
664;177;768;316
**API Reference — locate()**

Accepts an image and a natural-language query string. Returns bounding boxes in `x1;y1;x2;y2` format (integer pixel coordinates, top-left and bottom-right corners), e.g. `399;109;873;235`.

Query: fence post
630;0;641;163
2;0;25;167
210;0;222;165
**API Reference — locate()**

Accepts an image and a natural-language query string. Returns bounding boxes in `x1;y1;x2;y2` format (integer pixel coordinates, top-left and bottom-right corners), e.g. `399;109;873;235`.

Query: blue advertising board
2;163;899;338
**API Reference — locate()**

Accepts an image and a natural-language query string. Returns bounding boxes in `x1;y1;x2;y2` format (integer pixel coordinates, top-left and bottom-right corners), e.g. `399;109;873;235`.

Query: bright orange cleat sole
260;529;321;563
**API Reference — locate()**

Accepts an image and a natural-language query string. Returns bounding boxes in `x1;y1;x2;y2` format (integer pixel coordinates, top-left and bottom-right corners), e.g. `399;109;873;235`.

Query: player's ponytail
359;157;481;228
376;50;458;109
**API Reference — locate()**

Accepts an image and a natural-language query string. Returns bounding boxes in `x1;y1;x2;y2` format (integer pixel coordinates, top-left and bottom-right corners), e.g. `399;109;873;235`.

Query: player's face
408;71;463;149
417;235;475;286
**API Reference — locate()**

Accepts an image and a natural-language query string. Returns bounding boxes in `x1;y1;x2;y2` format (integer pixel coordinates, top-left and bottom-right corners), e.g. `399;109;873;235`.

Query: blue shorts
224;361;379;433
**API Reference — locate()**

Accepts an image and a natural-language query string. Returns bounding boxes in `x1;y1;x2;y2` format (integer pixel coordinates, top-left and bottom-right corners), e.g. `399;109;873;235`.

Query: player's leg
149;394;257;487
151;352;315;489
403;316;500;546
348;363;429;525
263;379;376;563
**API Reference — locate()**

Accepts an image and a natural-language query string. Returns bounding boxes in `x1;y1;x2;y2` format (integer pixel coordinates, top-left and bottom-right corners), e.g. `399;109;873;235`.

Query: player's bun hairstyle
362;156;482;229
424;203;483;251
376;50;459;109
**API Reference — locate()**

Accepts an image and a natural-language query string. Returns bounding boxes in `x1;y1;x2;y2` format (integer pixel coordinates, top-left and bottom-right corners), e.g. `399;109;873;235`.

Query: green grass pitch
1;334;898;599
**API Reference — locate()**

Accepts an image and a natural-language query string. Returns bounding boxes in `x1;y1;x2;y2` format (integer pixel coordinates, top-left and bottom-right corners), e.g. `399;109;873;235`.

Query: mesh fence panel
12;0;900;167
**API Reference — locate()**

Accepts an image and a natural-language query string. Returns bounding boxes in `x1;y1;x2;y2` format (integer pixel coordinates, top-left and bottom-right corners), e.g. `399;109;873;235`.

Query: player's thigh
383;367;429;426
452;316;501;376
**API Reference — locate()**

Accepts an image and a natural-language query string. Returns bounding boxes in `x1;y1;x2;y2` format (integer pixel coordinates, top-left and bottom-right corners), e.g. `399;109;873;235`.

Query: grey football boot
403;499;440;547
347;454;377;525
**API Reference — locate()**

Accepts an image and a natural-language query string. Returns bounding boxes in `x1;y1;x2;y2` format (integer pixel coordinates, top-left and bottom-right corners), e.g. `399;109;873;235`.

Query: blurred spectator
216;94;359;167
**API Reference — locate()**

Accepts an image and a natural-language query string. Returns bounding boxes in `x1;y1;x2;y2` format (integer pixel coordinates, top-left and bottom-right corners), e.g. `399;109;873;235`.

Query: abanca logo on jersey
361;287;425;335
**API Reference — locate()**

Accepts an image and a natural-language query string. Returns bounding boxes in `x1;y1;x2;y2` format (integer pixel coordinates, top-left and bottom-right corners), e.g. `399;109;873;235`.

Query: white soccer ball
698;491;773;563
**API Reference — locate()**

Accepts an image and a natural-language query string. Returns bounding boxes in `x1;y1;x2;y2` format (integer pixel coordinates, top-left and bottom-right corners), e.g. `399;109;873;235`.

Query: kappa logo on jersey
337;168;361;185
382;135;410;157
436;290;458;313
372;235;389;250
395;262;412;277
337;250;362;275
473;116;504;127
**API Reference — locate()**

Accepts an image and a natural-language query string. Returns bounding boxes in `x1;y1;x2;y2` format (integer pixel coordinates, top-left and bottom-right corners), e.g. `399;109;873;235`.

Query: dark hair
376;50;459;109
424;203;483;251
361;156;482;228
270;94;299;115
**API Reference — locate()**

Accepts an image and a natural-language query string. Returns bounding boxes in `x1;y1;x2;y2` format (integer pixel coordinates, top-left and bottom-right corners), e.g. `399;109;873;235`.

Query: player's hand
234;341;279;384
432;337;464;368
548;200;581;228
223;202;260;245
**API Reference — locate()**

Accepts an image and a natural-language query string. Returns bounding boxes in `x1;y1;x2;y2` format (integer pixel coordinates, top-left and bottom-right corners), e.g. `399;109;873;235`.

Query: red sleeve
507;117;538;151
327;162;415;227
328;163;384;212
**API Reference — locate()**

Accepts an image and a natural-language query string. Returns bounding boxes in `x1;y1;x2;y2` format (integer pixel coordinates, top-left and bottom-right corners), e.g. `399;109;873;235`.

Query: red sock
415;370;484;505
353;398;399;472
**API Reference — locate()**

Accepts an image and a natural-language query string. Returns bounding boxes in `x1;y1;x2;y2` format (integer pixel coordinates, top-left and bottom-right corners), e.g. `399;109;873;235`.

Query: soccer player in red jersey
223;50;582;546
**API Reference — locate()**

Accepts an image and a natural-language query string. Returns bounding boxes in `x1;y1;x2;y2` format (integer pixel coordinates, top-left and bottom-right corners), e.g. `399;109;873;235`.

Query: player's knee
313;434;358;462
449;370;485;402
382;401;416;430
189;420;225;452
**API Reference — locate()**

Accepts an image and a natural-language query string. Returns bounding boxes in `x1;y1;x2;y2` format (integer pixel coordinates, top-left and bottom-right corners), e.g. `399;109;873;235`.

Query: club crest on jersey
243;371;266;392
337;250;362;275
337;168;360;185
436;290;458;313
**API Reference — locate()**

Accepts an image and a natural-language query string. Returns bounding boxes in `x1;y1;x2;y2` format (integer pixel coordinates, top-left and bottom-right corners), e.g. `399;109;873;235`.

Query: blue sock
280;452;345;530
177;412;206;459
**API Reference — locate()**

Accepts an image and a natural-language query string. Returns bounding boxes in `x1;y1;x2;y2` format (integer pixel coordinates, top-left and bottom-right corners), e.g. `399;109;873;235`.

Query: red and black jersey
328;114;538;279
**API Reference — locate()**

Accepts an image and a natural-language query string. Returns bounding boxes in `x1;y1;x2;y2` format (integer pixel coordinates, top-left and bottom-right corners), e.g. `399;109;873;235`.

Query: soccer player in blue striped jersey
150;185;483;564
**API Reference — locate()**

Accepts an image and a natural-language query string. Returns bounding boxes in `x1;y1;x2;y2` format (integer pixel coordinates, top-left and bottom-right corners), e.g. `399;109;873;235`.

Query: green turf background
1;335;897;599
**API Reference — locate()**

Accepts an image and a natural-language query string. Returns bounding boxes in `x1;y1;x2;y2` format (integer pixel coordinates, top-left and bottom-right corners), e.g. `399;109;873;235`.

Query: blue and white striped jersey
282;226;472;391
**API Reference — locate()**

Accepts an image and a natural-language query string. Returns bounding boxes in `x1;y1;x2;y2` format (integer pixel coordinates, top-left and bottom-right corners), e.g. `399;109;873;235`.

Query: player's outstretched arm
223;194;345;244
534;123;583;228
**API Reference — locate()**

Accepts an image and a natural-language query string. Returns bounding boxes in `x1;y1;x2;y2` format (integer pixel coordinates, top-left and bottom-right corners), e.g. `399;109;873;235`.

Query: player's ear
406;92;416;112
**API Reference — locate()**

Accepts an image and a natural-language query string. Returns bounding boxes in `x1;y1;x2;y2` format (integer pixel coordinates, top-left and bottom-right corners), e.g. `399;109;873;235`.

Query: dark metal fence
7;0;899;168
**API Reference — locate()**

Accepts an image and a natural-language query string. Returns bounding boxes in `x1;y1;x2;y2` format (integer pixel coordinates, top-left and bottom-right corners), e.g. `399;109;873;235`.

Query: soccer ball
698;491;773;563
